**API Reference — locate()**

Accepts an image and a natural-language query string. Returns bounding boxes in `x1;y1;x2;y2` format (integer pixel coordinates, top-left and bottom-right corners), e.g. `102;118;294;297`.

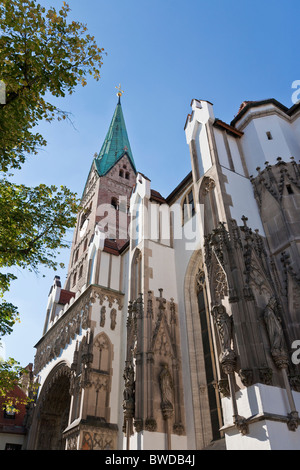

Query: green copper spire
94;94;136;176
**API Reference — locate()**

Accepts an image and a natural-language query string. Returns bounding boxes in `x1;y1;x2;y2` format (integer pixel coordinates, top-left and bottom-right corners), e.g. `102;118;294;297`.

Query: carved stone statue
110;308;117;330
123;362;135;417
159;364;174;420
212;304;232;352
211;304;236;372
100;306;106;327
264;296;288;368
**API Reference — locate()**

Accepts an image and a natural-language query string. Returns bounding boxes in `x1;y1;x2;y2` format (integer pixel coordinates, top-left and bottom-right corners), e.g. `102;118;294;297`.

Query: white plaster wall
291;113;300;142
227;135;246;175
278;116;300;159
98;251;110;287
239;120;265;177
225;421;272;450
110;254;120;291
127;431;188;450
222;384;300;450
142;431;188;450
148;241;177;301
240;112;300;176
194;122;212;175
222;167;265;234
214;128;230;168
185;100;214;177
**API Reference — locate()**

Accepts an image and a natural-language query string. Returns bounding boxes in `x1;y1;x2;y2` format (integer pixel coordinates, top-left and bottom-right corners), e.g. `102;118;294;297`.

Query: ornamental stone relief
34;285;123;374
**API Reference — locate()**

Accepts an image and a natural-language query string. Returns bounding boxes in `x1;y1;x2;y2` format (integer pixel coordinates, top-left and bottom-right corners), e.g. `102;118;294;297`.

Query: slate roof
94;98;136;176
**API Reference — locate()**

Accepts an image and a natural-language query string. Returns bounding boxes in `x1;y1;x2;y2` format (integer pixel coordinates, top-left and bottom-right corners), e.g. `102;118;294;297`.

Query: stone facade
26;96;300;450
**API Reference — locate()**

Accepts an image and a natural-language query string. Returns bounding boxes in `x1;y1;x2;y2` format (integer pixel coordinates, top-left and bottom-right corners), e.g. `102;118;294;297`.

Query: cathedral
25;89;300;450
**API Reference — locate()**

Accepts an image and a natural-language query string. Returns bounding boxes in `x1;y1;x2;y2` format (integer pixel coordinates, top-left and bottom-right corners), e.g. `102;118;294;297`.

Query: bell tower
27;89;137;450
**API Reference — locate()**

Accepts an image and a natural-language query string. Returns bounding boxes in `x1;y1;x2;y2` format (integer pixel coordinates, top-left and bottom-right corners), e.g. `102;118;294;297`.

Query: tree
0;0;105;171
0;0;105;399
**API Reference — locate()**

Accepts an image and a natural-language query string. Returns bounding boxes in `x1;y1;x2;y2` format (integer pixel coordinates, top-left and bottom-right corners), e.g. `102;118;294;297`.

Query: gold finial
115;83;124;97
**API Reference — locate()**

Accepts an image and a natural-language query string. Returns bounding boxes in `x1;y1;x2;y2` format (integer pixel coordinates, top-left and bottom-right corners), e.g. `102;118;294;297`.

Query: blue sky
2;0;299;366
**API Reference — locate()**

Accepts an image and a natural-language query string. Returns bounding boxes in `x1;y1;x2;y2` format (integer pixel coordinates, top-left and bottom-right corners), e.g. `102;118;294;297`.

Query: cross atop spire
115;83;124;97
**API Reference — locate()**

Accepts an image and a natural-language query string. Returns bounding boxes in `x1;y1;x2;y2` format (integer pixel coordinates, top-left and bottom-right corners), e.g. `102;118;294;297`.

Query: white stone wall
223;384;300;450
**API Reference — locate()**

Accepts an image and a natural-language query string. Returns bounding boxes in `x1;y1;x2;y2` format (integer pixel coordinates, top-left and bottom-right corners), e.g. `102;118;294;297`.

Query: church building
25;89;300;450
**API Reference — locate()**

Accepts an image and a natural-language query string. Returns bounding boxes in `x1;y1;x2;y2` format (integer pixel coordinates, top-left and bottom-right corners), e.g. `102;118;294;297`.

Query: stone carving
211;304;234;362
110;308;117;330
93;375;109;392
214;263;228;300
123;361;135;418
159;364;174;420
145;418;157;432
263;296;289;368
34;285;123;374
100;306;106;327
218;378;230;397
94;333;109;352
239;369;254;387
196;269;205;293
81;429;116;450
259;367;273;385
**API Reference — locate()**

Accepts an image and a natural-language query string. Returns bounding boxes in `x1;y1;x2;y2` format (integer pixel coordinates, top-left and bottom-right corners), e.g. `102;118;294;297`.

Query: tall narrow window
196;270;221;441
111;197;118;210
182;188;195;224
78;265;83;279
266;131;273;140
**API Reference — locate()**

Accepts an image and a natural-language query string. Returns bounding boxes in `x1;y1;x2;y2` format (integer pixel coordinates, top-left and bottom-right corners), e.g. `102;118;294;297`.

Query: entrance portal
35;365;71;450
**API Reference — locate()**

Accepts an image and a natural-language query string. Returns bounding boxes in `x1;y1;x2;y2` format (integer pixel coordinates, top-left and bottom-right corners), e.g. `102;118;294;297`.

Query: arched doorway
34;363;72;450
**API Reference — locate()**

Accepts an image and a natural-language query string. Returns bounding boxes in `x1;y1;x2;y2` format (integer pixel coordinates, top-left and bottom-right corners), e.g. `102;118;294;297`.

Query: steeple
94;90;136;176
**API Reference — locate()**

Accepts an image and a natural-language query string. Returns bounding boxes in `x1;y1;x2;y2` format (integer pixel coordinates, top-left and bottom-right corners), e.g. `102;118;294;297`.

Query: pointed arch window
182;188;195;224
91;333;113;421
78;265;83;279
196;269;222;441
111;197;118;210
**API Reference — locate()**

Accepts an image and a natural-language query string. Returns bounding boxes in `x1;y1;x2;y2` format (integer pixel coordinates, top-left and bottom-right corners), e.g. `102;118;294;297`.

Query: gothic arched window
111;197;118;210
181;188;195;224
196;268;221;441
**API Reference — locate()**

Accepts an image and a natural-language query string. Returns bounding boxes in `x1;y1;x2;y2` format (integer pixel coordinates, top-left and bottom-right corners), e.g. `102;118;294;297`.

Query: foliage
0;0;105;171
0;178;79;271
0;0;104;400
0;358;37;411
0;177;80;343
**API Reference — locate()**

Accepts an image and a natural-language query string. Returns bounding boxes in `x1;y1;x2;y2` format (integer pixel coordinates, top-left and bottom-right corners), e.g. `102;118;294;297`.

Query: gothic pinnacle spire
94;86;136;176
